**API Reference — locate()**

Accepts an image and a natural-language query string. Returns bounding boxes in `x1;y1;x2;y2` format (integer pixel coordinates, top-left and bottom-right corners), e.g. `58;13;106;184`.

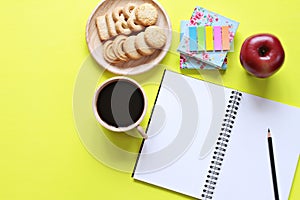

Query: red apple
240;33;285;78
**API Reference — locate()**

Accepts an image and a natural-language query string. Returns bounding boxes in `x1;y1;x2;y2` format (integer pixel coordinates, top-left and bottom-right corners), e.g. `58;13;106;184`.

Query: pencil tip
268;128;270;132
268;129;271;137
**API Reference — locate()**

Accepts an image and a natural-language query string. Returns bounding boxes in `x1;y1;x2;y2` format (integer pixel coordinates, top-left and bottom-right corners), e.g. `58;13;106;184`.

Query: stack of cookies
95;3;167;65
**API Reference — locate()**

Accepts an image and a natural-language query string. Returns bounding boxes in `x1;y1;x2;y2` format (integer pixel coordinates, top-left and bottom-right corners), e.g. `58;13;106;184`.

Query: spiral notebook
132;70;300;200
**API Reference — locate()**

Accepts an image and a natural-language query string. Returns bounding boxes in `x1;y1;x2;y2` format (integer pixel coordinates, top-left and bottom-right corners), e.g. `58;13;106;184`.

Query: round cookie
103;40;119;64
135;3;158;26
123;36;142;60
135;32;155;56
117;40;127;61
144;26;167;49
102;40;113;62
112;35;128;61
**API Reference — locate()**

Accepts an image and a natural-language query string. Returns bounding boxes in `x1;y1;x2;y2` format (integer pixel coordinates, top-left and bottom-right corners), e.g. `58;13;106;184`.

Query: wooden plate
86;0;172;75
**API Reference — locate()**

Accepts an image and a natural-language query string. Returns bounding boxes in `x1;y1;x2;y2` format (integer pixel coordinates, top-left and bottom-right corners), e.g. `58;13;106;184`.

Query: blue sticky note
189;26;198;52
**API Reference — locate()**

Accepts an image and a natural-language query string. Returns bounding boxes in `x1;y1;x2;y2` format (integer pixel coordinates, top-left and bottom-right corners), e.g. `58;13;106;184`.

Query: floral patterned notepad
180;54;227;70
180;20;227;70
177;6;239;68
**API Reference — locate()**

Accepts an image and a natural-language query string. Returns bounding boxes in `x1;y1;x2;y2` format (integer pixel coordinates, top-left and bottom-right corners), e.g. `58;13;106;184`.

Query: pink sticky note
213;26;222;51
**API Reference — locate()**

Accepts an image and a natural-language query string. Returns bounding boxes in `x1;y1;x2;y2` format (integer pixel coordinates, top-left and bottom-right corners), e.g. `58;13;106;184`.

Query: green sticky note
197;26;205;51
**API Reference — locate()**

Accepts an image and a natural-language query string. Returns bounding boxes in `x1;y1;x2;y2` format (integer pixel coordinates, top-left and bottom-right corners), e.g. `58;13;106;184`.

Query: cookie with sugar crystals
135;3;158;26
144;26;167;49
135;32;155;56
123;36;142;60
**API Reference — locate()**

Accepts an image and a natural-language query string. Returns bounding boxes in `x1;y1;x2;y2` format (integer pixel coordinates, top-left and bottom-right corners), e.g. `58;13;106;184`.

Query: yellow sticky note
205;26;214;51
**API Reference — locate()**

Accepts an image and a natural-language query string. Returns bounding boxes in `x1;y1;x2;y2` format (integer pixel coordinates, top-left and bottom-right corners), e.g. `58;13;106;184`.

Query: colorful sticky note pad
189;26;198;52
205;26;214;51
222;26;230;50
213;26;222;51
177;6;239;68
197;26;205;51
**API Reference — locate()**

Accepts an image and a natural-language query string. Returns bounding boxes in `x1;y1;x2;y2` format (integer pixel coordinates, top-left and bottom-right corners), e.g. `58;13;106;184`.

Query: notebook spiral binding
201;90;242;200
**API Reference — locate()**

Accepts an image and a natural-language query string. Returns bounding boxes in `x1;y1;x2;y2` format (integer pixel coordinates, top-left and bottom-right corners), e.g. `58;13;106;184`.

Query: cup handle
137;125;148;139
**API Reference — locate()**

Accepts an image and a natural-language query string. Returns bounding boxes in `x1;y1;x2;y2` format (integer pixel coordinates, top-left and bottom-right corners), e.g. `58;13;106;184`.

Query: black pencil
268;128;280;200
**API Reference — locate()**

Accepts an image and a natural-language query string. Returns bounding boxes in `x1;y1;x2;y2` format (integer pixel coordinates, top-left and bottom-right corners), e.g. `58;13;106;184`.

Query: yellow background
1;0;300;199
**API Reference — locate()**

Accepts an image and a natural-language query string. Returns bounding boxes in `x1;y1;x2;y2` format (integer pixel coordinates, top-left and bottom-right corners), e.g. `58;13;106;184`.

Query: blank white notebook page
133;70;234;198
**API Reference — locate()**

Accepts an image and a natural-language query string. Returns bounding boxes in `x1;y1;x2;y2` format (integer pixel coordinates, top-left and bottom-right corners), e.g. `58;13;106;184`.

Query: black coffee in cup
96;79;145;128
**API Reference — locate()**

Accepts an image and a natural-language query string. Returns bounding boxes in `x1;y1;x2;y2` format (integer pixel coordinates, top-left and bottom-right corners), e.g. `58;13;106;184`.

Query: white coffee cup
92;77;148;139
